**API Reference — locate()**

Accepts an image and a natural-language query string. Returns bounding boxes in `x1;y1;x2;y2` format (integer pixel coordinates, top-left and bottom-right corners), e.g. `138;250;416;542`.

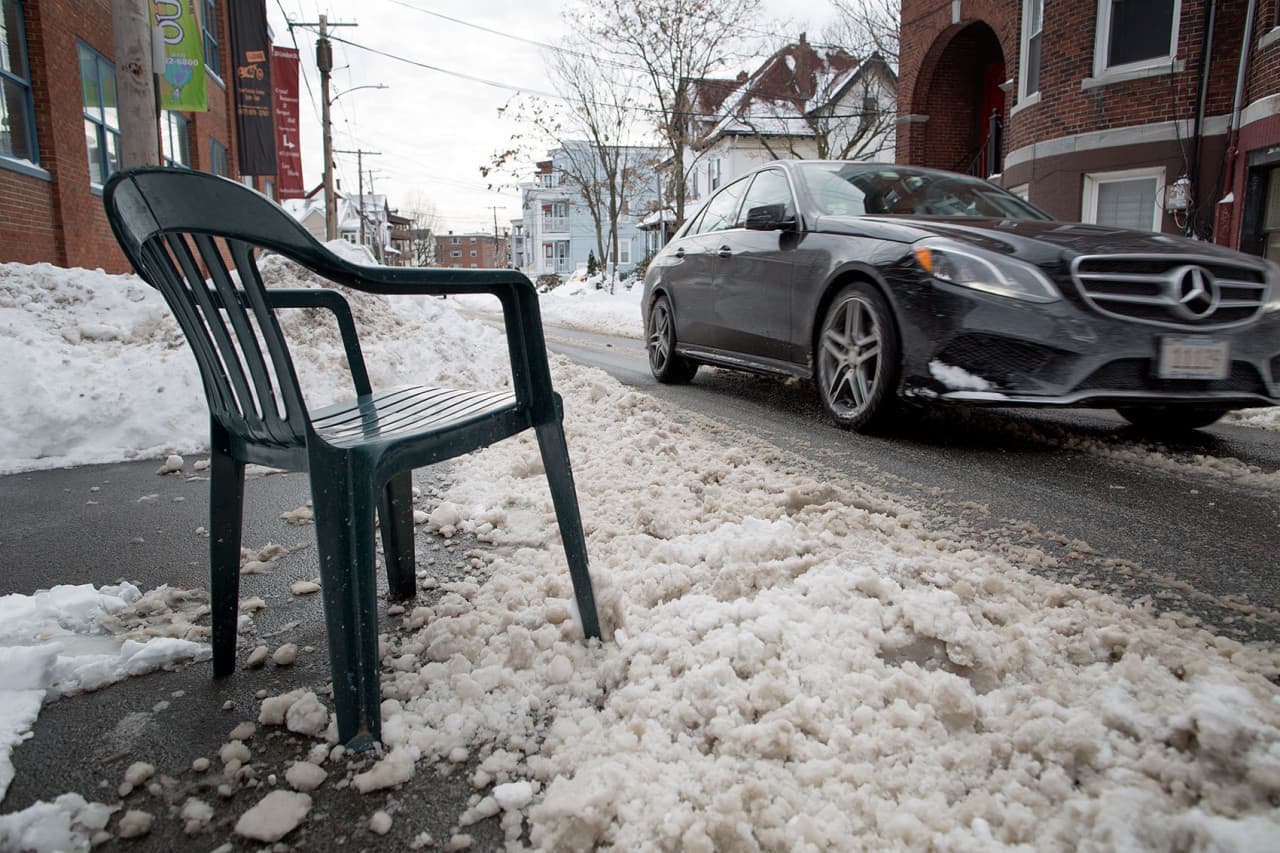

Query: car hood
811;215;1268;267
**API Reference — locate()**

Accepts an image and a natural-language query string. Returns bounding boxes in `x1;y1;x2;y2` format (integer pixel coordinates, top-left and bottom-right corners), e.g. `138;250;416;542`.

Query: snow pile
0;583;209;800
456;274;644;340
366;367;1280;849
0;255;512;474
1227;407;1280;431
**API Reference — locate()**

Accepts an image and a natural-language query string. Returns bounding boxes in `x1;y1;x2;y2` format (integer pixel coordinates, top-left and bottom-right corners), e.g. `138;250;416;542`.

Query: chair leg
535;420;602;640
309;453;383;750
377;470;417;600
208;431;245;678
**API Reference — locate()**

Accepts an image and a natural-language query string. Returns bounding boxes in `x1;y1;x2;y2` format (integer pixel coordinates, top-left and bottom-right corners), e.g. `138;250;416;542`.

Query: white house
681;35;898;213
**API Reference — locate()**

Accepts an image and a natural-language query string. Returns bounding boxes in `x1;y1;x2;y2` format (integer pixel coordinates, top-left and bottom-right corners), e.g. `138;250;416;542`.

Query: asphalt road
540;323;1280;646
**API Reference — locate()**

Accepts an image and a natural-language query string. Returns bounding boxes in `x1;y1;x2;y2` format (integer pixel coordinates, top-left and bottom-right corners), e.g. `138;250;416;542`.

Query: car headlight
912;238;1060;304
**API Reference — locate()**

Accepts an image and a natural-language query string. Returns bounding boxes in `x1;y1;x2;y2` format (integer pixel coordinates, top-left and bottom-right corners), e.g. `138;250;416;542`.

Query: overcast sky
266;0;841;234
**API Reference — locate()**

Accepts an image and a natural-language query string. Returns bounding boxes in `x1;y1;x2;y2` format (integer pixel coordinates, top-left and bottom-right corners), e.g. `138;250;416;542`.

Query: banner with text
271;46;304;198
151;0;208;112
228;0;276;174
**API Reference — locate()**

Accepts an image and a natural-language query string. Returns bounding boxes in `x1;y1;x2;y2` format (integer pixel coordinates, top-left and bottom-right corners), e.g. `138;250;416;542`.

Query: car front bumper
898;279;1280;409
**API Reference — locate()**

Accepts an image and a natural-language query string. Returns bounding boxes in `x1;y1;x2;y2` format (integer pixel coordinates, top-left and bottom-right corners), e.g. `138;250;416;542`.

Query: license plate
1157;337;1229;380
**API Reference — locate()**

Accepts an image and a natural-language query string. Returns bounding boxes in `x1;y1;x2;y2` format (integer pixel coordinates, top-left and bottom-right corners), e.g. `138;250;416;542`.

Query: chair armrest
324;265;556;418
266;289;373;397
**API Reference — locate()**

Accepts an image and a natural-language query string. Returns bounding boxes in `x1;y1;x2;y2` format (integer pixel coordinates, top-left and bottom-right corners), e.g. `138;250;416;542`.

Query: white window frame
1081;166;1166;232
1018;0;1044;107
1092;0;1182;80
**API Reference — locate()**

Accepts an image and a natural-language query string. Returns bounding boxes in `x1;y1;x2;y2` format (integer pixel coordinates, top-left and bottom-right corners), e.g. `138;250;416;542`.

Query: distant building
518;141;663;280
1;0;279;272
434;232;508;269
898;0;1280;254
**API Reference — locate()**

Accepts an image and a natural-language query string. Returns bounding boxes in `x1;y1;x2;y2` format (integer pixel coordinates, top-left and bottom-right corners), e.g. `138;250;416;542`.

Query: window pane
698;177;750;233
1028;0;1043;32
1026;32;1041;94
209;138;228;176
1108;0;1175;67
203;0;220;76
2;0;28;76
1096;177;1157;230
85;120;103;183
99;59;118;131
0;77;34;159
104;128;119;175
1262;167;1280;231
79;45;101;118
740;169;795;222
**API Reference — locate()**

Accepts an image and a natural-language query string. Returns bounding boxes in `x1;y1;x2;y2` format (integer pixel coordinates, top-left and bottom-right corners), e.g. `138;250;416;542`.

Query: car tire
816;282;901;431
646;295;698;384
1115;406;1229;432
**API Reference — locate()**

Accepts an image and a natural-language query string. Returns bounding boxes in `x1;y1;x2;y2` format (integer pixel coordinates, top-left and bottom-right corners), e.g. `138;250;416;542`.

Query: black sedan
642;161;1280;432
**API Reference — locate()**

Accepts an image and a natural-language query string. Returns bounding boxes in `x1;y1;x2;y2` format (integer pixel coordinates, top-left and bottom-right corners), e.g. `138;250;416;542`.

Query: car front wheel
1116;405;1229;432
816;282;901;431
646;295;698;383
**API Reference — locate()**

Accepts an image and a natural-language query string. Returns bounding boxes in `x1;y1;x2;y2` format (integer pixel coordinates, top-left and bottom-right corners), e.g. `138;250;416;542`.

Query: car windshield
796;163;1050;220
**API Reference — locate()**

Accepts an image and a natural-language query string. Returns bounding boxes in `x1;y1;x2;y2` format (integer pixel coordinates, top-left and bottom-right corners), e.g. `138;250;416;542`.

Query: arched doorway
906;22;1006;177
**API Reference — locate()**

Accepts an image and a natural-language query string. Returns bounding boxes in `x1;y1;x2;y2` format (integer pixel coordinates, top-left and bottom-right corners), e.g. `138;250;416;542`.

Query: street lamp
323;82;388;241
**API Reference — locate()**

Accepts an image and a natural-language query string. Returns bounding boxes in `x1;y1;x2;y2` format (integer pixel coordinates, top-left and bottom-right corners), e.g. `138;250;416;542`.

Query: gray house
518;141;664;281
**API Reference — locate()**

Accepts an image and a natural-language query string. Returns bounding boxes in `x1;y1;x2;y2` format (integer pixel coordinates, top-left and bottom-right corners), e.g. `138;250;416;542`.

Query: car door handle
674;247;685;259
717;245;732;258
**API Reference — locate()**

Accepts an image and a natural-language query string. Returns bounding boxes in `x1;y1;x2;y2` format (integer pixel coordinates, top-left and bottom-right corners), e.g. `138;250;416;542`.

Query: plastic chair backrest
105;168;330;448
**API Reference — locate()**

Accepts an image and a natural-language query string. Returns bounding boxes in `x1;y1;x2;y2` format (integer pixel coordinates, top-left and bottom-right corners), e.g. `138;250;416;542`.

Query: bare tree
825;0;900;68
403;191;441;266
483;39;653;286
571;0;763;228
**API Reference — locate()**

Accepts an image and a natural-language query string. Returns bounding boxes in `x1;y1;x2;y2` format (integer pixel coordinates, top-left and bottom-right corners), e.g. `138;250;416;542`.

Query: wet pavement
0;457;508;851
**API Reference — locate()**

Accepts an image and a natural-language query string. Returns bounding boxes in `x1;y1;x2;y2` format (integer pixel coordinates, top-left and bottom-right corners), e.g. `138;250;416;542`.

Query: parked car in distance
642;161;1280;432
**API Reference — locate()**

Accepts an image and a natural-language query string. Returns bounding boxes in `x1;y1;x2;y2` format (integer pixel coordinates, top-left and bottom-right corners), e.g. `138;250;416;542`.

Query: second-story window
708;159;721;192
1020;0;1043;100
78;42;119;186
161;112;190;167
209;137;228;176
1097;0;1180;74
203;0;221;79
1;0;39;166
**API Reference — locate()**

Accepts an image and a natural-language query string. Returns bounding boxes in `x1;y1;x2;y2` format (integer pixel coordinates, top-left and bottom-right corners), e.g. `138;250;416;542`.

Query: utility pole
292;14;357;240
488;205;503;267
111;0;159;167
335;148;380;252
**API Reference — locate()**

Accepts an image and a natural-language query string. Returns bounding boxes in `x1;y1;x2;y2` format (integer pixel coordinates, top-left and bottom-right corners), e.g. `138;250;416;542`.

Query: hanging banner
228;0;276;175
151;0;208;112
271;46;304;198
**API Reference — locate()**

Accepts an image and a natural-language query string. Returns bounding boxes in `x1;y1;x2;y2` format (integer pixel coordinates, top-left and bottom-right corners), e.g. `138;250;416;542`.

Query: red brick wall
435;234;509;268
1;0;254;272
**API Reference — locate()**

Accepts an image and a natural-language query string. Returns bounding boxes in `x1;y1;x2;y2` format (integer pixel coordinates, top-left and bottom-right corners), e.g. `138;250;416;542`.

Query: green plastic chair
103;167;601;749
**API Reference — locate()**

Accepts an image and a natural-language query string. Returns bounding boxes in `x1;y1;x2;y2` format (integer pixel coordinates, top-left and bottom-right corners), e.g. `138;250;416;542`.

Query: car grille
1079;359;1269;394
1071;254;1268;329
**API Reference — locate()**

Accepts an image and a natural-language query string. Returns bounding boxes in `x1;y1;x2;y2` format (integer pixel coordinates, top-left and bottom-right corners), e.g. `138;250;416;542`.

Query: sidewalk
0;457;504;851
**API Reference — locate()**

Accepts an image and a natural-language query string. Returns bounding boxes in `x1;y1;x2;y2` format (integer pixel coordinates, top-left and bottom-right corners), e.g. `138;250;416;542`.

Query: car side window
682;204;709;238
697;177;751;234
736;169;795;227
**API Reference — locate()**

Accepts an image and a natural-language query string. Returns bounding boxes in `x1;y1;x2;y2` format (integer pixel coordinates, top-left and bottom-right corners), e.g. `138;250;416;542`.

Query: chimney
799;32;807;45
736;70;748;83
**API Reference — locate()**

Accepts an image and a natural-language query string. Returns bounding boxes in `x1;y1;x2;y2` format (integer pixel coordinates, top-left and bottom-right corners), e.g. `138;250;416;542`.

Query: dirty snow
0;257;1278;848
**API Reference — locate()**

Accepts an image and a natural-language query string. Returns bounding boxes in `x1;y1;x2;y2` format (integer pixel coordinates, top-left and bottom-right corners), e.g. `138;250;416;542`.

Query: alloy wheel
819;294;883;419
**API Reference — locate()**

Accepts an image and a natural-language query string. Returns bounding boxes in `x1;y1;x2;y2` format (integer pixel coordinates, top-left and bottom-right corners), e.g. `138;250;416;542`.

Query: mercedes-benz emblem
1170;265;1218;320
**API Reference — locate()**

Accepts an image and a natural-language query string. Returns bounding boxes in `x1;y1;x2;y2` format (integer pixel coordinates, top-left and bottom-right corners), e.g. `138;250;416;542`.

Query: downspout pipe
1220;0;1259;226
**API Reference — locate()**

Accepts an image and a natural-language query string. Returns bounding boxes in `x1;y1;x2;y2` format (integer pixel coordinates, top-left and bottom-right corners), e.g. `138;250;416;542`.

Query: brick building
898;0;1280;258
435;232;509;269
1;0;273;273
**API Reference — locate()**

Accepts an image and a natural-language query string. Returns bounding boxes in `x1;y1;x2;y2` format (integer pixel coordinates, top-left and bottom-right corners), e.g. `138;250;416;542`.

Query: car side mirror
745;203;794;231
